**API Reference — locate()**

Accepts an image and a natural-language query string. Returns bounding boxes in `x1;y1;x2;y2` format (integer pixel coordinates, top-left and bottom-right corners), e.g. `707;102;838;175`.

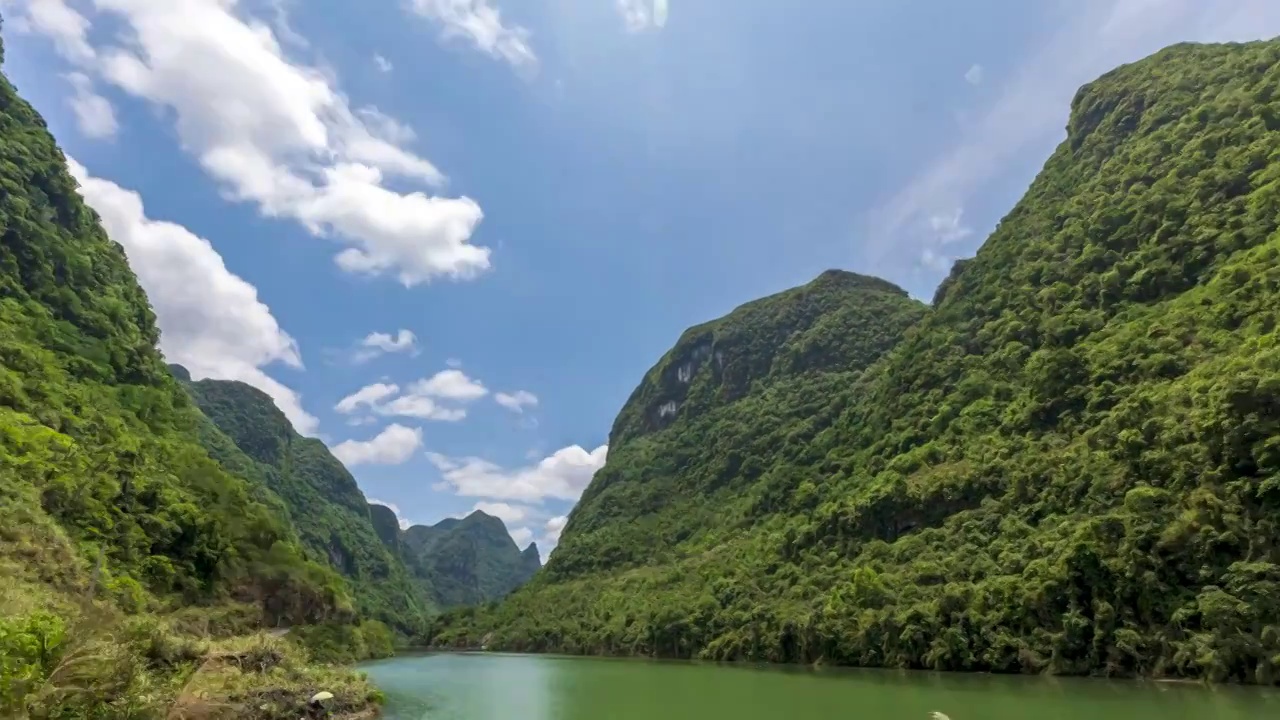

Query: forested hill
386;509;543;608
175;373;435;632
174;374;546;623
0;25;383;716
430;38;1280;684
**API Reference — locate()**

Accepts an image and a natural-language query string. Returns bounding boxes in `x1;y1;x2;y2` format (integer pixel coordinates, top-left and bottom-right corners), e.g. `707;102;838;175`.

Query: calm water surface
360;652;1279;720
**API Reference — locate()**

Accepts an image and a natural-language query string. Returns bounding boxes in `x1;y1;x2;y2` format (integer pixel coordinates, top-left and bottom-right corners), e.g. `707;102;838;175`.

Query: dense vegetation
180;375;435;634
431;38;1280;684
393;511;542;608
0;24;388;716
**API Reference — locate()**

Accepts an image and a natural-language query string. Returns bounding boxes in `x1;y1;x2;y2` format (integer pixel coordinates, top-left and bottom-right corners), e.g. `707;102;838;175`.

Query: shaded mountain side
430;38;1280;685
178;375;434;631
0;22;380;716
379;509;542;607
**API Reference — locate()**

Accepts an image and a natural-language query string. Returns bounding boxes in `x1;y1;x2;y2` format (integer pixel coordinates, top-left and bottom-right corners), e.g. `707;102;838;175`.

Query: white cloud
508;526;533;547
364;329;417;353
65;71;117;138
472;501;530;524
964;64;983;85
617;0;669;32
411;369;488;401
353;329;418;363
16;0;492;287
17;0;95;62
367;497;413;529
66;158;318;434
331;423;423;467
427;444;608;502
380;394;468;421
407;0;537;68
928;208;973;245
335;382;401;414
334;371;484;422
445;357;463;368
373;54;393;72
494;390;538;413
544;515;567;544
865;0;1280;278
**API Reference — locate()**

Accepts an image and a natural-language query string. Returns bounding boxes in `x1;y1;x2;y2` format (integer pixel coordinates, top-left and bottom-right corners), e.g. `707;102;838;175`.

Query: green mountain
176;374;435;633
384;510;542;608
0;26;382;717
430;38;1280;684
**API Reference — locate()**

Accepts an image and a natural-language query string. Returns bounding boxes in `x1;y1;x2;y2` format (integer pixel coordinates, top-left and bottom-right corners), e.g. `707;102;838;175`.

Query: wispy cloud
617;0;670;32
406;0;537;68
64;71;117;139
494;389;538;414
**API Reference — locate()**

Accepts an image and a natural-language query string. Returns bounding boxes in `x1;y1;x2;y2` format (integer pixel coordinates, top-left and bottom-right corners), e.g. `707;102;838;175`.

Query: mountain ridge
428;37;1280;685
383;506;543;608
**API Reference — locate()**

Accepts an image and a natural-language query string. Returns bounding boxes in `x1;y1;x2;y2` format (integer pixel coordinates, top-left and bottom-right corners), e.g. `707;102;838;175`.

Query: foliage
181;376;434;634
0;23;378;715
397;511;543;608
431;38;1280;684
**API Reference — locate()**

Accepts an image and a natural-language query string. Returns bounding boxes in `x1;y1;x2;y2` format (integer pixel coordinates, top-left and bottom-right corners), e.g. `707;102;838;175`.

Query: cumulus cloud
494;389;537;413
427;444;608;503
373;54;393;72
334;369;486;422
352;329;418;363
406;0;537;68
412;369;488;401
617;0;669;32
335;382;401;414
331;424;423;467
65;71;117;138
14;0;491;287
865;0;1280;280
66;157;318;434
964;64;983;85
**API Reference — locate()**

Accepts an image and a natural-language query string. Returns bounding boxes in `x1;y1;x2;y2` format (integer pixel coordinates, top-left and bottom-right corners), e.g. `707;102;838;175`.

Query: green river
360;653;1280;719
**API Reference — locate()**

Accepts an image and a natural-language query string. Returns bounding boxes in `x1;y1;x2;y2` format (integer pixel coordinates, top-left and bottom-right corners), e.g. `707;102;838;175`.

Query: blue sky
4;0;1279;558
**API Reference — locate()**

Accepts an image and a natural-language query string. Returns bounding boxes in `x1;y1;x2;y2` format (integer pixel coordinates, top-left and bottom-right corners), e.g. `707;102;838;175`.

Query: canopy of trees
429;38;1280;685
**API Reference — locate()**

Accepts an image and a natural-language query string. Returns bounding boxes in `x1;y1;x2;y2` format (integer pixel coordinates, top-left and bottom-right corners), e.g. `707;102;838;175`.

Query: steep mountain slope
548;269;928;580
389;510;542;608
0;27;380;717
432;38;1280;684
179;376;434;632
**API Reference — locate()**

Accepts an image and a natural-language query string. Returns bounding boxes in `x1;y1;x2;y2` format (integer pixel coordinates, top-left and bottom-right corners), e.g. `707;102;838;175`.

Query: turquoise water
360;652;1280;719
